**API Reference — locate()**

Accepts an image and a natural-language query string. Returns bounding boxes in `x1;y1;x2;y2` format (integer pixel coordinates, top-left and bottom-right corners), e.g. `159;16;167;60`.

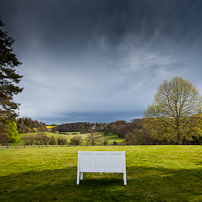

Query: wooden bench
77;150;127;185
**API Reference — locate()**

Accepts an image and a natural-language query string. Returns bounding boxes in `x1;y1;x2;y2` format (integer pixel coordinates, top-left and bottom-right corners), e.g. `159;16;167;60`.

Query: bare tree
85;132;101;146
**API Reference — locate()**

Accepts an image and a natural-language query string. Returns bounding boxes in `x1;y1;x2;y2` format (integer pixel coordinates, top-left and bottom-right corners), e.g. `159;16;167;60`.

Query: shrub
23;135;34;145
124;132;137;145
103;138;108;145
49;135;56;145
0;133;9;145
57;137;67;145
42;135;49;145
113;141;118;145
32;128;37;132
35;133;49;145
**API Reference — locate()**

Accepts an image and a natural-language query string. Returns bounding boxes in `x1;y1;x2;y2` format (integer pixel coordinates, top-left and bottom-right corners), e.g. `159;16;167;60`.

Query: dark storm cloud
2;0;202;52
1;0;202;57
1;0;202;124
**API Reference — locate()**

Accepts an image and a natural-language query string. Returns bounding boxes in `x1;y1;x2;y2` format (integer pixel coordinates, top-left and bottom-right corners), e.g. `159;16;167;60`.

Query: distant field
10;131;124;146
0;145;202;201
46;126;57;129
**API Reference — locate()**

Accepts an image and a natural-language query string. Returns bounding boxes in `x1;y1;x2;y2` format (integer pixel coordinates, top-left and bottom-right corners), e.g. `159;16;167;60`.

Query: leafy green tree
5;120;20;143
0;19;23;121
144;76;202;144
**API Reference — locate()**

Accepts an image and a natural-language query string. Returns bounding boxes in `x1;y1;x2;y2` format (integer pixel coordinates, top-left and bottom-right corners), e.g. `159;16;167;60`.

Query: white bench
77;150;127;185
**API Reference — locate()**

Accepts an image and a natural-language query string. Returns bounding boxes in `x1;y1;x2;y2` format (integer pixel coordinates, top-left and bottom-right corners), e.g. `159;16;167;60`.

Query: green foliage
144;76;202;144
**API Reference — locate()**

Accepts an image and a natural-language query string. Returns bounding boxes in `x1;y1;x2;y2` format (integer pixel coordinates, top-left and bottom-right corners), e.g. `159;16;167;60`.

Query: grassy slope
0;146;202;202
11;131;124;146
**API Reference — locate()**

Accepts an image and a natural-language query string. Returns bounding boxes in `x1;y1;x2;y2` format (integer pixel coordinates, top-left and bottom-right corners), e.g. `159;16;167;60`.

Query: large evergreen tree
0;19;23;121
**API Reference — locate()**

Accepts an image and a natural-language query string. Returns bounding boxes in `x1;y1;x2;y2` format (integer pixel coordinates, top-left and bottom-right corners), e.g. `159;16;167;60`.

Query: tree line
16;117;47;133
23;133;67;146
104;77;202;145
103;118;202;145
52;122;106;133
103;119;151;145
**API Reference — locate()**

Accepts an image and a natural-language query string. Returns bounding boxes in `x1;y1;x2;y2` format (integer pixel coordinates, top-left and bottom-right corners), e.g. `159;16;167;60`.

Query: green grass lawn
0;146;202;202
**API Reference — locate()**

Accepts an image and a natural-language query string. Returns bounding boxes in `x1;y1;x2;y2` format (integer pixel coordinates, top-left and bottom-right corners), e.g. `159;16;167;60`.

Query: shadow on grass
0;166;202;202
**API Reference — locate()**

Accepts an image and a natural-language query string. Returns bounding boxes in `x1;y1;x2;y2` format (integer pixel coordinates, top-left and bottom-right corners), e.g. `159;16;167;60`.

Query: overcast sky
1;0;202;124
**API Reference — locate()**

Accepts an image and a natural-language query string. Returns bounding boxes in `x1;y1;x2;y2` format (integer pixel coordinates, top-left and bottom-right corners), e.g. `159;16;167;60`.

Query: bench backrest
78;150;126;173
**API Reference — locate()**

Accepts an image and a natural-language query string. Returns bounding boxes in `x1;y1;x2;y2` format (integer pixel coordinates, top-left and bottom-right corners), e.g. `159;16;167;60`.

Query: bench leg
80;172;83;180
77;171;80;185
123;172;127;185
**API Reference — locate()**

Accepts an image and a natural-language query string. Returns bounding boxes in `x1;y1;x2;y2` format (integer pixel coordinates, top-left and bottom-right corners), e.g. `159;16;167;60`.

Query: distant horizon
20;112;144;125
44;118;144;126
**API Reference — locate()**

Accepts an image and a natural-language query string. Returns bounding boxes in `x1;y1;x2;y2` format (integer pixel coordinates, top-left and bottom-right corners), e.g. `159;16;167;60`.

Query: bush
70;136;83;145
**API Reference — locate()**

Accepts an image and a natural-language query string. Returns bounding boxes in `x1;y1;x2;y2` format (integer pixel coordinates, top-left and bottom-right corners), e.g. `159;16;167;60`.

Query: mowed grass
0;146;202;202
